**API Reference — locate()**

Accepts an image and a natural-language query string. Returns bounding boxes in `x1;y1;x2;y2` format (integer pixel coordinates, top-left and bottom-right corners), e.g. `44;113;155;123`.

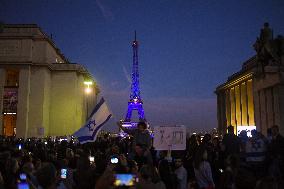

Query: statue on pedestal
253;23;280;75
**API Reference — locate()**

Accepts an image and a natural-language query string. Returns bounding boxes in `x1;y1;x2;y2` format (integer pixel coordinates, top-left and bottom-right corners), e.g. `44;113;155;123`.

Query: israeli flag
73;98;112;144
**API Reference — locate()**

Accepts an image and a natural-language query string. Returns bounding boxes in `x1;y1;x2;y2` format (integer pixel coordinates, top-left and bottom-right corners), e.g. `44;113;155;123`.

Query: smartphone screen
18;144;22;150
89;156;94;163
111;157;119;164
17;182;30;189
114;174;137;186
61;169;67;179
19;173;27;180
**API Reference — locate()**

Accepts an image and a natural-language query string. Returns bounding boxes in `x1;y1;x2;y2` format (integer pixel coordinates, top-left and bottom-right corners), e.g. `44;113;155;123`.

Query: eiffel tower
124;31;146;124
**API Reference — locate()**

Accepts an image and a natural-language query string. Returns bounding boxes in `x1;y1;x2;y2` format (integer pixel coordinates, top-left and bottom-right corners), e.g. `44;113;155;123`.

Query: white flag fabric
73;98;112;144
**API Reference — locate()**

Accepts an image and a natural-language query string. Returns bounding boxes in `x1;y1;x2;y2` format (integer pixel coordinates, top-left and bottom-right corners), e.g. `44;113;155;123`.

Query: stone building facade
0;24;99;138
216;23;284;136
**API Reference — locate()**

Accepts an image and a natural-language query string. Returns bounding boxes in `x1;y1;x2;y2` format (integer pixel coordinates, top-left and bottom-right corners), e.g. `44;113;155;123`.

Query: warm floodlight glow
85;87;92;94
84;81;93;94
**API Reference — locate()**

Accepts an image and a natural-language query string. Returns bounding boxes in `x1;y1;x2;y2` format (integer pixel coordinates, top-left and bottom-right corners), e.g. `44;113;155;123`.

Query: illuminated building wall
216;55;284;136
0;24;99;138
219;77;255;134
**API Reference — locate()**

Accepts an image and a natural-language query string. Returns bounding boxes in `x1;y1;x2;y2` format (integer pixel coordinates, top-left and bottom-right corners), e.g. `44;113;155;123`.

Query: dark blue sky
1;0;284;132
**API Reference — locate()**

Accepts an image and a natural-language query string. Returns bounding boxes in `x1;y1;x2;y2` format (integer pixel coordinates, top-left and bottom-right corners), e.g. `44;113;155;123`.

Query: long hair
193;146;207;169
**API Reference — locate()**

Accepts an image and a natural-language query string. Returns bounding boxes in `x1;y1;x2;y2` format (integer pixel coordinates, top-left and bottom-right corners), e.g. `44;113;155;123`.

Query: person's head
174;158;183;168
271;125;279;138
35;163;57;189
251;129;257;138
240;130;248;138
135;144;145;156
189;134;197;144
66;148;74;159
137;122;147;132
212;137;220;147
202;134;211;143
227;125;234;134
111;145;120;154
22;162;35;174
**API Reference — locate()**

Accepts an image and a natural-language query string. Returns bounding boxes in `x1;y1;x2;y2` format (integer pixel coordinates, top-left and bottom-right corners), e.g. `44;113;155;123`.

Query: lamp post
84;81;93;120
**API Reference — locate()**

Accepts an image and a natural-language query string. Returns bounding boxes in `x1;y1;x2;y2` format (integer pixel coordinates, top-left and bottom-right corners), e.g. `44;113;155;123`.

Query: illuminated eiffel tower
123;32;146;127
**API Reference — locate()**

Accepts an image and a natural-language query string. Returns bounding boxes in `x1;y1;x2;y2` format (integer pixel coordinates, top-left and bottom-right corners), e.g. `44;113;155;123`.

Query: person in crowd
245;130;266;179
136;164;156;189
152;166;166;189
35;162;57;189
73;152;96;189
221;126;240;160
4;157;19;188
174;158;187;189
158;154;177;189
267;125;284;178
185;134;199;181
211;137;222;187
133;143;153;169
200;134;214;164
219;154;239;189
238;130;249;162
118;121;152;150
234;164;256;189
193;146;215;189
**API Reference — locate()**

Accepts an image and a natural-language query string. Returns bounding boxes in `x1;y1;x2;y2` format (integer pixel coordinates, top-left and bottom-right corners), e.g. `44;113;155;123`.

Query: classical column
247;80;255;126
225;89;231;127
259;90;267;132
16;66;31;138
0;69;5;134
241;82;248;125
277;85;284;135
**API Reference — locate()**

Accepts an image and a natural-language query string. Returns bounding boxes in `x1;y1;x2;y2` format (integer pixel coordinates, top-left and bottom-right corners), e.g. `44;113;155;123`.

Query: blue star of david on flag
86;120;96;131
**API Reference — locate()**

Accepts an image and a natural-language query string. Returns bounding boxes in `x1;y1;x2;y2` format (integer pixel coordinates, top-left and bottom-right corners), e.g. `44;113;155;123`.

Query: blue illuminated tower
124;31;146;122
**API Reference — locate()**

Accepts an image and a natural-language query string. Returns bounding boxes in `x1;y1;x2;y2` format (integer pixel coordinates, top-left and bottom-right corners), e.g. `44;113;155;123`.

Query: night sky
1;0;284;132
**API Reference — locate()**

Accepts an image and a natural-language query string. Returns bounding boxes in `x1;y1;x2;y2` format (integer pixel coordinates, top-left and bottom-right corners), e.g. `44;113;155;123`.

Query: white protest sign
153;125;186;150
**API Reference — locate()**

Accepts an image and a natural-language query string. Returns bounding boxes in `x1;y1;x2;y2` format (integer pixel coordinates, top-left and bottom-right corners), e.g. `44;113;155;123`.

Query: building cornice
0;24;69;63
0;62;92;76
215;72;253;93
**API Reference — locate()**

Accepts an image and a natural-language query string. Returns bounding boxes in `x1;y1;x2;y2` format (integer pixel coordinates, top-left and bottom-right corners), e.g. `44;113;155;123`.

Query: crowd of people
0;122;283;189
